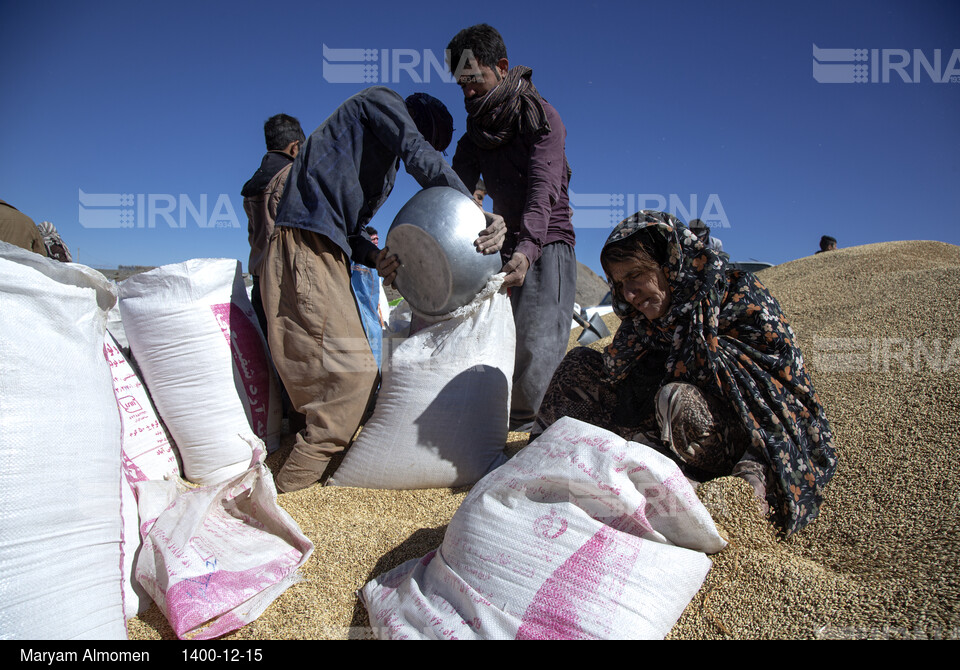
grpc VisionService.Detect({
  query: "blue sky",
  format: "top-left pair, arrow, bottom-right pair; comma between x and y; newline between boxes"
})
1,0 -> 958,277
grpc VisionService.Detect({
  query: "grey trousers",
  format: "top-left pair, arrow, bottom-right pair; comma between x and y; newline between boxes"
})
509,242 -> 577,429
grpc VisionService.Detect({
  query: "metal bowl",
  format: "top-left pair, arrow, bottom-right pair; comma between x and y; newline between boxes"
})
386,187 -> 502,316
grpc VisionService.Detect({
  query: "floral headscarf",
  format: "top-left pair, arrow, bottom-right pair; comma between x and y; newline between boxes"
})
601,211 -> 837,535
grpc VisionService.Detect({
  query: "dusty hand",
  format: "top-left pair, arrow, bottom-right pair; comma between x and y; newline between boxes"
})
500,251 -> 530,288
375,247 -> 400,288
474,211 -> 506,255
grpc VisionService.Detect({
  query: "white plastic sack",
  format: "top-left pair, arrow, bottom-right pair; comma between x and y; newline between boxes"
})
106,302 -> 131,357
103,332 -> 182,619
378,277 -> 390,327
104,333 -> 182,482
361,417 -> 728,640
0,242 -> 126,640
328,274 -> 514,489
118,258 -> 282,486
134,446 -> 314,640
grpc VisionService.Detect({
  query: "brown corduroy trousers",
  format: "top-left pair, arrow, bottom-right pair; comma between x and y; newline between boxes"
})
260,226 -> 379,492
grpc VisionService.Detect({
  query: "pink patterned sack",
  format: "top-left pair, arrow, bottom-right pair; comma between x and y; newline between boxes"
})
361,417 -> 727,640
103,332 -> 182,620
135,446 -> 313,640
118,258 -> 282,486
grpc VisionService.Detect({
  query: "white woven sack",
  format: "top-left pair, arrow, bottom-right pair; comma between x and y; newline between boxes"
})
378,277 -> 390,327
103,332 -> 182,619
361,416 -> 728,640
328,274 -> 514,489
106,302 -> 131,357
118,258 -> 281,486
0,242 -> 126,640
134,446 -> 314,640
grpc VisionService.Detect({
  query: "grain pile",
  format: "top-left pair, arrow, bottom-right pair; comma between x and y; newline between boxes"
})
127,240 -> 960,640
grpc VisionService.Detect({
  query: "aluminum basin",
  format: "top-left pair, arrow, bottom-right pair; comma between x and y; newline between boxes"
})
386,187 -> 502,316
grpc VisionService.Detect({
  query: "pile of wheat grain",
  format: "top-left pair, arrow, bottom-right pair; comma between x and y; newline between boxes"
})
127,240 -> 960,640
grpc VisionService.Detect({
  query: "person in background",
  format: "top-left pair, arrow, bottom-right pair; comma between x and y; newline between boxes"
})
688,218 -> 723,254
446,23 -> 577,432
361,224 -> 391,345
242,113 -> 305,338
36,221 -> 72,262
0,199 -> 47,256
351,224 -> 383,375
472,179 -> 487,207
817,235 -> 837,254
262,86 -> 505,493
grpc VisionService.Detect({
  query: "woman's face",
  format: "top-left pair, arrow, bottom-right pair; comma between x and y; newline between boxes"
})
607,259 -> 672,320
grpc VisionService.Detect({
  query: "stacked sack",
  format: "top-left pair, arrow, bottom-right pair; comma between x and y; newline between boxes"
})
0,248 -> 311,640
117,258 -> 283,484
103,332 -> 182,620
116,258 -> 311,639
0,242 -> 127,639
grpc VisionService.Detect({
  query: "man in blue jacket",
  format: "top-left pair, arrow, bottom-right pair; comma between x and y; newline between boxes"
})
261,87 -> 504,493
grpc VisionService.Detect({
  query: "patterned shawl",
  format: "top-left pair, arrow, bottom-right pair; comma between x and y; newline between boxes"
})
601,210 -> 837,535
464,65 -> 551,150
36,220 -> 72,262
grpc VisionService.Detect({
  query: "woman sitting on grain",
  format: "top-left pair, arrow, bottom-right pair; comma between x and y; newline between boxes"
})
533,210 -> 837,536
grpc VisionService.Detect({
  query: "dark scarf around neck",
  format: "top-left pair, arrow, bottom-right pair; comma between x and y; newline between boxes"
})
464,65 -> 551,150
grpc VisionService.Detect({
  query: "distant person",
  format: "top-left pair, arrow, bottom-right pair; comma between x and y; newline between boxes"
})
446,23 -> 577,431
361,225 -> 391,335
817,235 -> 837,254
473,179 -> 487,207
0,199 -> 47,256
688,219 -> 724,254
242,113 -> 305,337
352,225 -> 383,375
261,86 -> 505,493
36,220 -> 72,262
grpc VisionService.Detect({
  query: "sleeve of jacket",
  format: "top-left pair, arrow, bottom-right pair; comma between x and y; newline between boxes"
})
266,163 -> 293,237
516,108 -> 567,266
361,87 -> 471,198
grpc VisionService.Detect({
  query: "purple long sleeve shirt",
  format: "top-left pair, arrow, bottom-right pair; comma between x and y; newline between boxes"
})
452,100 -> 575,266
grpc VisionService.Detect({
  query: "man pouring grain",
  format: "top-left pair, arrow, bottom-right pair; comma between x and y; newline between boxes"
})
261,86 -> 505,493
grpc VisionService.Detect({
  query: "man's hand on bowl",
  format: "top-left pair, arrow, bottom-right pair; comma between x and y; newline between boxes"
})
475,211 -> 506,255
375,247 -> 400,288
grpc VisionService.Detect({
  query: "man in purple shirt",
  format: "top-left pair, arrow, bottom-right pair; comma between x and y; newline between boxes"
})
447,24 -> 577,431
